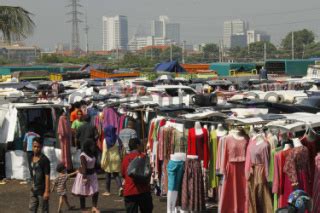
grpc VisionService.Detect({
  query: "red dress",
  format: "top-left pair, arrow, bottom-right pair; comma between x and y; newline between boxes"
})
187,128 -> 209,169
284,146 -> 311,196
220,135 -> 248,213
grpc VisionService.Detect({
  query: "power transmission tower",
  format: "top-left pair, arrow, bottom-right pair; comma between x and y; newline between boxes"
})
66,0 -> 83,55
84,12 -> 89,54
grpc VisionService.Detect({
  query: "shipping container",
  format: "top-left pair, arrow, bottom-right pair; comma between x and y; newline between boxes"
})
210,63 -> 256,76
265,59 -> 315,77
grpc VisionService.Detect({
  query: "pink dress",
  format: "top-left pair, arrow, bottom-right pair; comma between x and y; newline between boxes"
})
219,135 -> 248,213
312,154 -> 320,213
283,146 -> 311,196
57,115 -> 73,170
72,153 -> 99,196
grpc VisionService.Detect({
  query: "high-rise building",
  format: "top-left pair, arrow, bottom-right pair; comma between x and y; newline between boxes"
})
223,19 -> 248,48
247,30 -> 271,45
102,15 -> 128,51
151,16 -> 180,44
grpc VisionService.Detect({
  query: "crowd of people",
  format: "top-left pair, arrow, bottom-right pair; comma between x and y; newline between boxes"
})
25,101 -> 153,213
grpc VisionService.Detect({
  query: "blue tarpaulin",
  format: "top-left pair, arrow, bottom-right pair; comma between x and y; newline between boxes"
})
154,61 -> 186,73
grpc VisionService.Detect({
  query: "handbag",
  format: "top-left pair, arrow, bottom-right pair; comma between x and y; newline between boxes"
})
127,154 -> 151,183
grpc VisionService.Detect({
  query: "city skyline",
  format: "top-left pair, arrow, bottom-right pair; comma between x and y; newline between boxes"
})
1,0 -> 320,50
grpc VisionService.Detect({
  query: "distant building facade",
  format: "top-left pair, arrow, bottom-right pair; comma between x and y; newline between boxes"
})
0,44 -> 40,62
128,36 -> 172,51
247,30 -> 271,45
223,19 -> 248,48
151,16 -> 180,44
102,15 -> 128,51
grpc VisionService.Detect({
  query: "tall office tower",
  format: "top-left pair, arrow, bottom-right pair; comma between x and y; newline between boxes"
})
223,19 -> 248,48
102,15 -> 128,51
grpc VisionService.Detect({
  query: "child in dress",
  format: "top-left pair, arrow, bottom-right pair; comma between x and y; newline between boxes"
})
72,140 -> 100,213
52,163 -> 77,213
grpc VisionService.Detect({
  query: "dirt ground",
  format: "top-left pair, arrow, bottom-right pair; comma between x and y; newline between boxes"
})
0,175 -> 167,213
0,174 -> 217,213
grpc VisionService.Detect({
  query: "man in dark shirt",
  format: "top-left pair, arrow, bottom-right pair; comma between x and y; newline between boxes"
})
29,137 -> 50,213
76,115 -> 99,151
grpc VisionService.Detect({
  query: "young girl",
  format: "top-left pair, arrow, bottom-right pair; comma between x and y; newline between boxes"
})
72,140 -> 100,213
52,163 -> 77,213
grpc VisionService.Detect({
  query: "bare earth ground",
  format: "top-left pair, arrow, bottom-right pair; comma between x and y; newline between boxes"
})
0,174 -> 217,213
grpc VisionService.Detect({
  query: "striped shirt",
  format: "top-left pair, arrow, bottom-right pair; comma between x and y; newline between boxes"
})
53,174 -> 68,195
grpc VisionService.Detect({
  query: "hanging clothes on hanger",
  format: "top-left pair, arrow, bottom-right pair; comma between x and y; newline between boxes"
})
219,131 -> 248,213
187,126 -> 209,169
181,156 -> 205,212
245,134 -> 273,213
208,128 -> 219,189
283,145 -> 311,196
312,153 -> 320,213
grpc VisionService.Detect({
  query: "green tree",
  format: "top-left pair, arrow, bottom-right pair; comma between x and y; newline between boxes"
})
0,6 -> 35,43
202,43 -> 219,62
38,54 -> 63,63
281,29 -> 315,58
160,46 -> 182,62
228,46 -> 248,61
248,41 -> 277,60
304,42 -> 320,58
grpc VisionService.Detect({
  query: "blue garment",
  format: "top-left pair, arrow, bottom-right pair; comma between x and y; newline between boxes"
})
24,132 -> 39,151
104,125 -> 117,149
167,160 -> 185,191
260,68 -> 268,80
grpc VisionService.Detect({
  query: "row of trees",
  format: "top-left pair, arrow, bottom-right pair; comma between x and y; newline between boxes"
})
1,6 -> 320,66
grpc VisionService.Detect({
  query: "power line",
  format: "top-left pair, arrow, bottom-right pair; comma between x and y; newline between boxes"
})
66,0 -> 83,54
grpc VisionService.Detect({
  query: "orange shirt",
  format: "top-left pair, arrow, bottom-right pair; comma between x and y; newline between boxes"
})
70,109 -> 78,123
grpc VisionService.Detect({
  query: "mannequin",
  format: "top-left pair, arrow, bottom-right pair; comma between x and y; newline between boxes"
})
292,138 -> 303,147
283,143 -> 291,151
188,122 -> 209,168
195,121 -> 203,135
216,123 -> 227,137
167,153 -> 186,213
187,155 -> 198,159
230,129 -> 245,140
254,133 -> 265,146
211,125 -> 215,132
204,124 -> 208,130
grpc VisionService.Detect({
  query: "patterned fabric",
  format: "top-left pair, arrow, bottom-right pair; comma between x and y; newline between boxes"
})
312,154 -> 320,213
53,174 -> 68,196
181,159 -> 205,212
283,146 -> 310,186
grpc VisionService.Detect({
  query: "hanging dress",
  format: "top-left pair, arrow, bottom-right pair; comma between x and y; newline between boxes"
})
245,138 -> 273,213
220,135 -> 248,213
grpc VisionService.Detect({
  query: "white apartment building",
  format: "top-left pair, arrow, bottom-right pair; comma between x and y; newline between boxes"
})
247,30 -> 271,45
102,15 -> 128,51
223,19 -> 248,48
128,36 -> 172,51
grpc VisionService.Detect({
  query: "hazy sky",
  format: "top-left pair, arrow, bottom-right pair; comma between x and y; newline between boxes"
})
2,0 -> 320,50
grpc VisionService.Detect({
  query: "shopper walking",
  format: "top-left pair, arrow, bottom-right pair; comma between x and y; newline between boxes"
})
121,138 -> 153,213
28,137 -> 51,213
72,140 -> 100,213
101,125 -> 123,196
